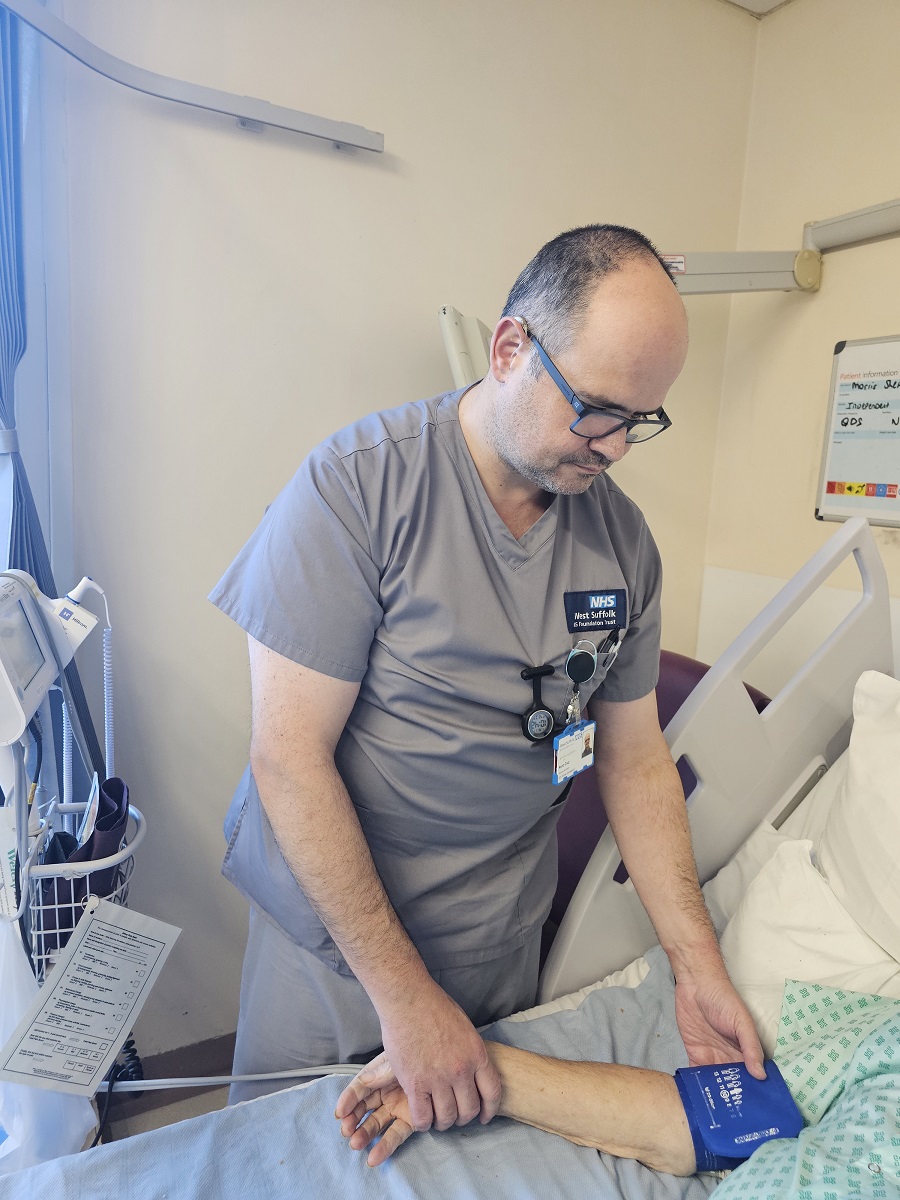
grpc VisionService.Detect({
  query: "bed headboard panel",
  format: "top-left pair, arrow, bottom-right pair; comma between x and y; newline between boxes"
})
539,518 -> 893,1002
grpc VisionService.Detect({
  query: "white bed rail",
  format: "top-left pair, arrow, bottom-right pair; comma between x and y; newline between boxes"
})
539,518 -> 893,1001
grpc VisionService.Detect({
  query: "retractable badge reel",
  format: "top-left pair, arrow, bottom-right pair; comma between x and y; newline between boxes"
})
552,639 -> 600,785
563,640 -> 598,725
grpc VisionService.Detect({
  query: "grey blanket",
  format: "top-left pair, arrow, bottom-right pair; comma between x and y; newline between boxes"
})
4,946 -> 718,1199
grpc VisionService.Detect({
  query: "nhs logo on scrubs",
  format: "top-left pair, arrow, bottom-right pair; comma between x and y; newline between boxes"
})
564,589 -> 627,633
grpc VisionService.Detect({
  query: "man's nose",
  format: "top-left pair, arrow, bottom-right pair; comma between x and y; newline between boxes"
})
587,425 -> 630,462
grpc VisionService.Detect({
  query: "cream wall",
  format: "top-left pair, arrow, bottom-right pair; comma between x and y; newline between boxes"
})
704,0 -> 900,663
45,0 -> 757,1053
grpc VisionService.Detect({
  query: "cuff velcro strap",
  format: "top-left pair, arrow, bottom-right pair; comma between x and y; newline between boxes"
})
674,1060 -> 803,1173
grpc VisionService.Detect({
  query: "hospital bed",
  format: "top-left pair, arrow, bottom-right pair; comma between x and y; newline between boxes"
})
5,516 -> 898,1200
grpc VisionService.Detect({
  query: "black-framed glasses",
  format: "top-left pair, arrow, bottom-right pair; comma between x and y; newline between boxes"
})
519,319 -> 672,444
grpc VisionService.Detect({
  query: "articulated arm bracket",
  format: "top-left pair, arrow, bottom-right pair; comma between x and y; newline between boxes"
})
664,197 -> 900,296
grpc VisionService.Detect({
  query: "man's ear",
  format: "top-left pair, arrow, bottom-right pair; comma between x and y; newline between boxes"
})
489,317 -> 530,383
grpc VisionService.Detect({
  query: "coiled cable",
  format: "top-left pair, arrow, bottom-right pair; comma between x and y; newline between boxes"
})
90,1035 -> 144,1146
103,625 -> 114,778
62,700 -> 73,808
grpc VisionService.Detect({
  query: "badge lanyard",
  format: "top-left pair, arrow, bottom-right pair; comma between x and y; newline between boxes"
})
561,640 -> 598,726
519,632 -> 627,784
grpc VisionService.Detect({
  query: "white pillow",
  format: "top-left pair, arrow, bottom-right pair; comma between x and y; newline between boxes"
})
701,820 -> 793,934
720,839 -> 900,1056
818,671 -> 900,963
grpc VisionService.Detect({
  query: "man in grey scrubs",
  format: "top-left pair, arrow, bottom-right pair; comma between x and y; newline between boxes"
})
210,224 -> 764,1126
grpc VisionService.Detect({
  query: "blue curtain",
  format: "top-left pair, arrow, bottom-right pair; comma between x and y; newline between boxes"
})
0,10 -> 103,777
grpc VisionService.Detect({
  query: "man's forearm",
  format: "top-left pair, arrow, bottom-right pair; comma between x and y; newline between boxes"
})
594,739 -> 764,1075
597,753 -> 720,974
485,1042 -> 695,1175
253,750 -> 431,1008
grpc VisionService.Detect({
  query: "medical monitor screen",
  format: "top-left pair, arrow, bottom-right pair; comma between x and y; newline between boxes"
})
0,600 -> 46,690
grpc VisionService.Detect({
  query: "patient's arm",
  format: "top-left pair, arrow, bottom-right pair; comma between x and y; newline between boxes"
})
486,1044 -> 694,1173
336,1044 -> 695,1174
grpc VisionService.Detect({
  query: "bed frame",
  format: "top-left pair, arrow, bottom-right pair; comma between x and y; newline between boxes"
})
539,517 -> 894,1002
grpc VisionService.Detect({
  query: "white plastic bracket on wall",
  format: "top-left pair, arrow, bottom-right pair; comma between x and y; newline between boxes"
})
665,196 -> 900,297
802,197 -> 900,252
664,249 -> 821,295
0,0 -> 385,153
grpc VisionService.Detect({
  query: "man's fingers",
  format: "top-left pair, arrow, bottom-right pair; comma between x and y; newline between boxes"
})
452,1079 -> 482,1127
687,1050 -> 715,1067
686,1026 -> 767,1081
430,1085 -> 459,1132
747,1056 -> 767,1082
406,1088 -> 435,1133
686,1034 -> 731,1068
737,1023 -> 767,1081
475,1060 -> 503,1124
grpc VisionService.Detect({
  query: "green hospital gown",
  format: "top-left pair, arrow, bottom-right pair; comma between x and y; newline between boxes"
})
715,983 -> 900,1199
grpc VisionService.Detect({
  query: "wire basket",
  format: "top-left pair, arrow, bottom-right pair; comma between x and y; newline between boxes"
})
23,802 -> 145,985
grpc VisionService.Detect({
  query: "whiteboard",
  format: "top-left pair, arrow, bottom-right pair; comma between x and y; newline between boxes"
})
816,335 -> 900,527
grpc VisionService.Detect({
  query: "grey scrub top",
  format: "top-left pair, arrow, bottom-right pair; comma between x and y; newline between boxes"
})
210,389 -> 663,974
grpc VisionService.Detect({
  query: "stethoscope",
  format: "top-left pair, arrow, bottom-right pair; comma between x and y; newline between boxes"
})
520,632 -> 623,742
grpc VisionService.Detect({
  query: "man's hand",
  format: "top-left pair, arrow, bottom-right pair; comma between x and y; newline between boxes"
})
336,1053 -> 414,1166
374,981 -> 502,1132
674,968 -> 765,1080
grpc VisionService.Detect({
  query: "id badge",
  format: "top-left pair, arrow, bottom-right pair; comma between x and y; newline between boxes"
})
552,720 -> 596,785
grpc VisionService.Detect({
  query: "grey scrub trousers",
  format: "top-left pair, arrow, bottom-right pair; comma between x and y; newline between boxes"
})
211,389 -> 663,1098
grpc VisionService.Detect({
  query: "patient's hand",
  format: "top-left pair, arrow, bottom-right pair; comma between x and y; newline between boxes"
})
336,1054 -> 415,1166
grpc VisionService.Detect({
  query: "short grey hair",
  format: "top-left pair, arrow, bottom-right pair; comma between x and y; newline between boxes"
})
501,224 -> 676,360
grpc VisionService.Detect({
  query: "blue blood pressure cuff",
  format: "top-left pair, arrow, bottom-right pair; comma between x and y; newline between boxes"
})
674,1061 -> 804,1173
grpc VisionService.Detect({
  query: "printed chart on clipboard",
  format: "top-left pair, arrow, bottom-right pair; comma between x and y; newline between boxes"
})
816,334 -> 900,528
